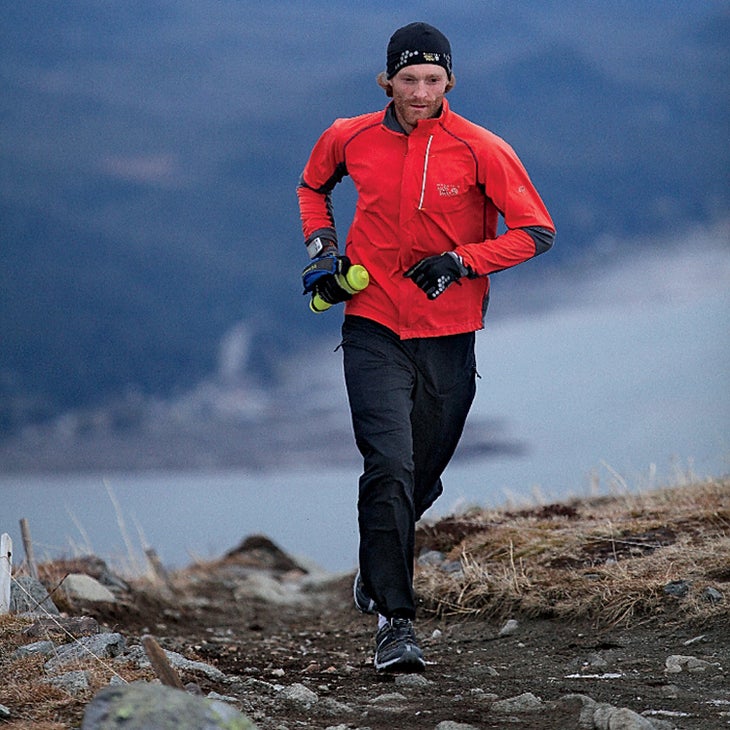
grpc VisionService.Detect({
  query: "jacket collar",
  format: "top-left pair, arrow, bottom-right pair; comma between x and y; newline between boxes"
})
382,98 -> 450,135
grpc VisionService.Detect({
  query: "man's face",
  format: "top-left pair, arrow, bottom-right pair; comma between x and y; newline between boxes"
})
390,64 -> 449,133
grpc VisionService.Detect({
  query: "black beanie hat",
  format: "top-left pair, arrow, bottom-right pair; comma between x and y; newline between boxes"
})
386,22 -> 452,79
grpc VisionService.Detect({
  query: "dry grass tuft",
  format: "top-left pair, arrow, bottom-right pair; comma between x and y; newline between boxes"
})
0,615 -> 153,728
415,477 -> 730,627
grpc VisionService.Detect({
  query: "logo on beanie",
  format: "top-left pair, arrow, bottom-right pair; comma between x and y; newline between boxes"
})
393,50 -> 451,75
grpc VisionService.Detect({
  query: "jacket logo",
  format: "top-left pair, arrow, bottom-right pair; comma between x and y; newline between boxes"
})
436,183 -> 460,197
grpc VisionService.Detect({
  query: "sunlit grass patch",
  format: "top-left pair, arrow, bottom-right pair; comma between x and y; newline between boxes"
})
415,477 -> 730,627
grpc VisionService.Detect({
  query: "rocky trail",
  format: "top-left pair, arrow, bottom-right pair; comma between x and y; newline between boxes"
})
2,528 -> 728,730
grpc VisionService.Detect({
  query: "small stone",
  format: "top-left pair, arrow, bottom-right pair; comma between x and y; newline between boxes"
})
498,619 -> 519,637
665,654 -> 719,674
0,703 -> 11,719
663,580 -> 690,597
417,549 -> 446,566
42,670 -> 90,695
659,684 -> 680,699
703,586 -> 723,602
206,691 -> 240,705
319,697 -> 354,716
441,560 -> 463,574
395,673 -> 430,687
280,683 -> 318,708
682,634 -> 707,646
491,691 -> 543,713
593,704 -> 655,729
13,640 -> 55,659
45,633 -> 126,673
431,628 -> 443,640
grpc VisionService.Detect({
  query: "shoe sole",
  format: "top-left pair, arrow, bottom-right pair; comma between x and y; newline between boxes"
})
374,647 -> 426,673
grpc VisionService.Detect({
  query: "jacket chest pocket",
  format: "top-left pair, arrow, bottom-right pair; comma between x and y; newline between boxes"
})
416,151 -> 475,213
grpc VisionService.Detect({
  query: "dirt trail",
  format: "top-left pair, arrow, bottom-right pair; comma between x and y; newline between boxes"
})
78,554 -> 728,730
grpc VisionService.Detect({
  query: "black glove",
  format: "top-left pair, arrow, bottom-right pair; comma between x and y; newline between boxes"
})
301,254 -> 353,305
404,252 -> 468,299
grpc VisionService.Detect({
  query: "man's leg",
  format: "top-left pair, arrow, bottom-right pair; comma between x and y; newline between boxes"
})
407,332 -> 477,520
341,317 -> 418,619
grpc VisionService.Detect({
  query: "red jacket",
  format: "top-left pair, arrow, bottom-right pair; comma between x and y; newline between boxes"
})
298,98 -> 554,338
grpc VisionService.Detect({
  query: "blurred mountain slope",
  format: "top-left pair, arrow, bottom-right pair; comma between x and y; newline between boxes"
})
1,2 -> 727,433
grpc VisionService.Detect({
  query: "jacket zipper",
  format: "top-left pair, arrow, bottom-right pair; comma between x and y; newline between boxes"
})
417,135 -> 434,210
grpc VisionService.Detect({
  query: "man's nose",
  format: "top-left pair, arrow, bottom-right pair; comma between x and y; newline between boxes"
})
413,81 -> 429,97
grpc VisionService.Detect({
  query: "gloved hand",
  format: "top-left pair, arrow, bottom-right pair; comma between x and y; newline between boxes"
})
301,254 -> 354,305
404,252 -> 469,299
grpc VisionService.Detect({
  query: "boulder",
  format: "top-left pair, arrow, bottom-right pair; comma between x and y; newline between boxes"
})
63,574 -> 116,603
81,682 -> 258,730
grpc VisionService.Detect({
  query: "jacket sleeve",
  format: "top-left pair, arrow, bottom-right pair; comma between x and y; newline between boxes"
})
455,135 -> 555,275
296,122 -> 349,250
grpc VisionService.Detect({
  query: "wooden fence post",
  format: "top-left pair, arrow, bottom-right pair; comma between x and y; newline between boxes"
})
20,518 -> 39,581
0,534 -> 12,615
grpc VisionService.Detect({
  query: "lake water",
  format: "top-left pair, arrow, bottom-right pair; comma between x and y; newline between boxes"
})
1,243 -> 728,573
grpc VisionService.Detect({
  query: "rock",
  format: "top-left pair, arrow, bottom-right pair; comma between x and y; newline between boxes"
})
593,703 -> 655,729
236,677 -> 281,696
44,555 -> 130,593
80,681 -> 257,729
436,722 -> 481,730
13,640 -> 55,659
206,691 -> 240,705
417,549 -> 446,566
9,575 -> 59,615
43,669 -> 91,695
45,633 -> 126,673
665,654 -> 718,674
556,693 -> 597,728
224,534 -> 307,573
498,619 -> 519,637
703,586 -> 723,602
233,573 -> 305,606
491,691 -> 543,713
121,644 -> 226,682
395,673 -> 430,688
319,697 -> 355,716
663,580 -> 690,597
441,560 -> 463,575
682,634 -> 707,646
659,684 -> 680,699
62,573 -> 116,603
279,683 -> 318,709
0,703 -> 11,719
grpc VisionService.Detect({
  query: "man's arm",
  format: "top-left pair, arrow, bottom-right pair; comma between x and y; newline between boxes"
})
297,125 -> 349,258
455,137 -> 555,275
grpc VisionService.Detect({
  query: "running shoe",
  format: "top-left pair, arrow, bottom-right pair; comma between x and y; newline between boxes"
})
374,617 -> 426,672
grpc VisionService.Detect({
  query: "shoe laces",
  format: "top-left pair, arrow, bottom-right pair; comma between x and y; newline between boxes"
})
383,617 -> 415,641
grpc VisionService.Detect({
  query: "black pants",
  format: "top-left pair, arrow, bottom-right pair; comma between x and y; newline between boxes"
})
341,315 -> 477,619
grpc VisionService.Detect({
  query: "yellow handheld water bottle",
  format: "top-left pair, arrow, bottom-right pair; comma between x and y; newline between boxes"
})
310,264 -> 370,313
